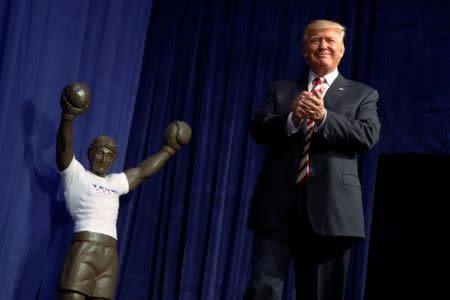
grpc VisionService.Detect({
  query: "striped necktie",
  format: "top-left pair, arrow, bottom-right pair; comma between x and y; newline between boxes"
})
296,77 -> 324,185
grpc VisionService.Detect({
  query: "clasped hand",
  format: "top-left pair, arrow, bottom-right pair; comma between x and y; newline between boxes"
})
291,90 -> 325,126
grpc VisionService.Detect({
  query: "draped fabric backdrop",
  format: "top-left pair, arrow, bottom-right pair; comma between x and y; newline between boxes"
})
0,0 -> 448,300
0,0 -> 153,299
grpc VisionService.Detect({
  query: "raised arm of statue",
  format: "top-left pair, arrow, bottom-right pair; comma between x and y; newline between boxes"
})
55,83 -> 91,171
124,120 -> 191,191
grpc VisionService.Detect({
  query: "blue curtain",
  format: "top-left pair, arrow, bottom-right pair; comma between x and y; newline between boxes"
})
0,0 -> 153,299
0,0 -> 448,299
369,0 -> 450,154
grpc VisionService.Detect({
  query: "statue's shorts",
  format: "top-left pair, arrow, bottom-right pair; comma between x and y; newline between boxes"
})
59,231 -> 118,299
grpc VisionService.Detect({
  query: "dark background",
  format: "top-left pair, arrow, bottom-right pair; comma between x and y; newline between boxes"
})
366,155 -> 450,300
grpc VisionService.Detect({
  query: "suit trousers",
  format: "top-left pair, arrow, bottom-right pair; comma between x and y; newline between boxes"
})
244,188 -> 354,300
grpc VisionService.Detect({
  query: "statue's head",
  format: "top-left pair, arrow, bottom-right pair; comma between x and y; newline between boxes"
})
87,136 -> 118,177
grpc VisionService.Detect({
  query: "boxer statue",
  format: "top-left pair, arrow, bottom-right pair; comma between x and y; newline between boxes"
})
56,82 -> 191,300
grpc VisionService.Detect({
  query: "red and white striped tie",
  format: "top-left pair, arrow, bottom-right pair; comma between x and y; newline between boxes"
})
296,77 -> 324,185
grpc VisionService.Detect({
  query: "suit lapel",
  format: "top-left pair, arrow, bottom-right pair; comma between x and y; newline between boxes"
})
324,74 -> 349,110
292,75 -> 309,101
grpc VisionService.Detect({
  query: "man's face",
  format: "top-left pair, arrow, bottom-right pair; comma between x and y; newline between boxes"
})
88,146 -> 116,177
303,28 -> 345,76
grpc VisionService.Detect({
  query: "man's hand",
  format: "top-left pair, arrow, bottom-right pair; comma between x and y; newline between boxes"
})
60,82 -> 91,120
291,92 -> 310,127
297,90 -> 326,124
163,121 -> 192,155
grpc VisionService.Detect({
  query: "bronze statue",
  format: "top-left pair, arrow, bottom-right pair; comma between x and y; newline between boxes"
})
56,82 -> 191,300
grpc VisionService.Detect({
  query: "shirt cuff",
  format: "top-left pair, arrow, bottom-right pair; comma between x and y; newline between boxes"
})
286,112 -> 302,136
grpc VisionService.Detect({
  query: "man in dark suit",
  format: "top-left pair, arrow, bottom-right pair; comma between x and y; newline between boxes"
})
244,19 -> 380,300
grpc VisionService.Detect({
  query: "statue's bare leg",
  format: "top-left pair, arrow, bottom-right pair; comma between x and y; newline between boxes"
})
59,290 -> 86,300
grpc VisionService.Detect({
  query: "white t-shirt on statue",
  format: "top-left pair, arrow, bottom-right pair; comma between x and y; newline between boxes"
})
61,156 -> 129,239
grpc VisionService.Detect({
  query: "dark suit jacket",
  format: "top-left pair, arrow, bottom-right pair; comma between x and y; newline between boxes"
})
248,74 -> 380,238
